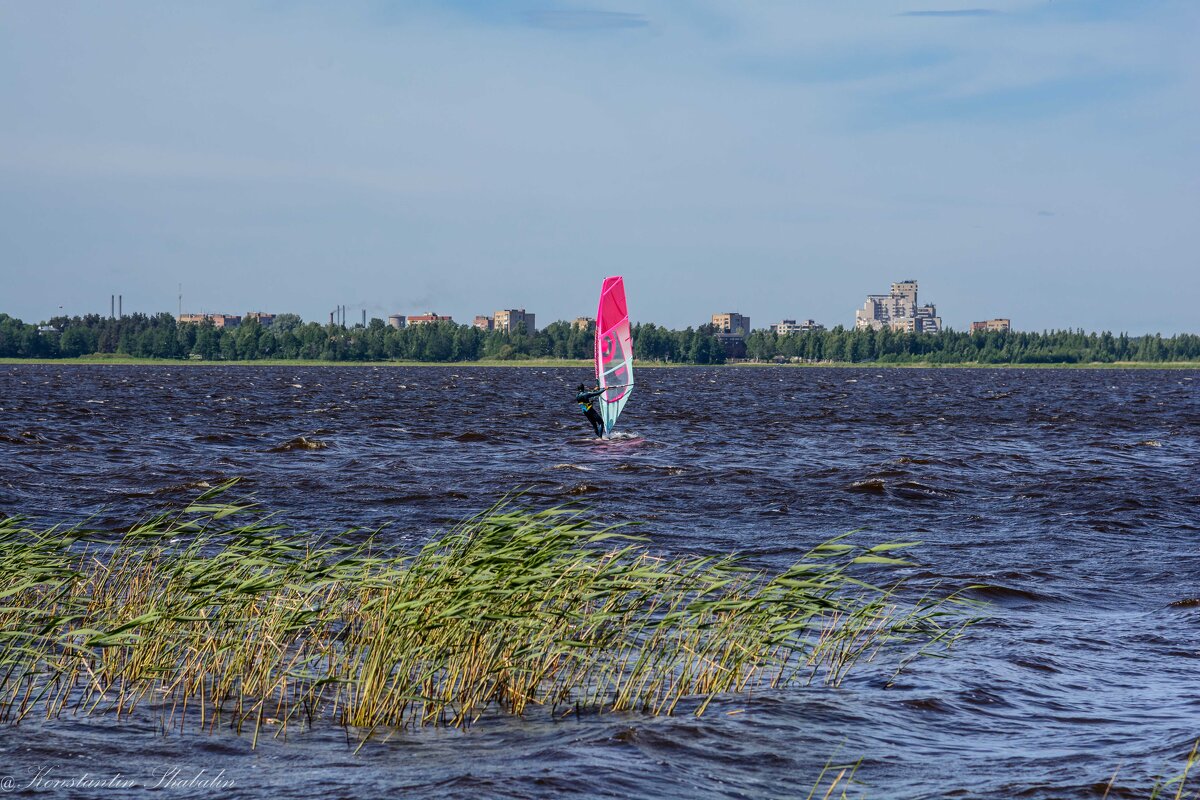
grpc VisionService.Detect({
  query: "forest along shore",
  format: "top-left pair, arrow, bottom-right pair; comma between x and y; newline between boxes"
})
2,311 -> 1199,364
1,357 -> 1198,369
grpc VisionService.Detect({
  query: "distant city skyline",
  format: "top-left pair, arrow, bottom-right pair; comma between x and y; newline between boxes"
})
1,3 -> 1197,334
0,274 -> 1179,335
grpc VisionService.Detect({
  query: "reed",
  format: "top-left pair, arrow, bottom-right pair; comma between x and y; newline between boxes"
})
1148,740 -> 1200,800
0,485 -> 973,742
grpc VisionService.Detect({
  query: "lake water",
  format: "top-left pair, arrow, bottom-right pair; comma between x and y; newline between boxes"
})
1,364 -> 1197,799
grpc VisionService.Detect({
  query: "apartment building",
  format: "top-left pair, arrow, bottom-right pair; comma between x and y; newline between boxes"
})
407,312 -> 453,326
970,318 -> 1011,334
712,313 -> 750,338
493,309 -> 536,334
855,280 -> 941,334
769,319 -> 825,335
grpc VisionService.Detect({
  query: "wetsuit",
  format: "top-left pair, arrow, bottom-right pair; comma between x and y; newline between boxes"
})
575,387 -> 607,437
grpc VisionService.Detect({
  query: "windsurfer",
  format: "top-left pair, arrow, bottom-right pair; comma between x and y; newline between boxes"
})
575,384 -> 606,437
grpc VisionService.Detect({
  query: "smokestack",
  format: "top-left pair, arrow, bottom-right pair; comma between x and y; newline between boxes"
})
329,310 -> 334,326
362,309 -> 366,327
118,295 -> 122,318
110,295 -> 114,319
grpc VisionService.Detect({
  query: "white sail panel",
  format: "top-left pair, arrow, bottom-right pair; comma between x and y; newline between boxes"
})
595,276 -> 633,436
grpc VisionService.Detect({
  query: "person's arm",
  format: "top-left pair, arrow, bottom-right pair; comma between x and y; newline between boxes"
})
585,388 -> 607,400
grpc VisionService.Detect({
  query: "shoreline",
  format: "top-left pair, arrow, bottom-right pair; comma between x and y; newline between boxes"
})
2,357 -> 1198,369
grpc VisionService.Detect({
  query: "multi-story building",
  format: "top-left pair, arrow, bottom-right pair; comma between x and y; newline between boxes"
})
769,319 -> 825,335
493,309 -> 536,334
407,312 -> 453,326
712,313 -> 750,338
177,313 -> 241,328
913,304 -> 942,334
711,312 -> 750,359
473,315 -> 494,331
388,315 -> 407,329
855,280 -> 941,334
573,317 -> 594,331
970,318 -> 1011,334
244,312 -> 274,327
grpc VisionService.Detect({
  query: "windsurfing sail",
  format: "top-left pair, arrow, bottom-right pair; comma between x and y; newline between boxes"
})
595,276 -> 633,436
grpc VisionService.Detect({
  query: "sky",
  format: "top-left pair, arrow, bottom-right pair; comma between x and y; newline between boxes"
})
0,1 -> 1197,333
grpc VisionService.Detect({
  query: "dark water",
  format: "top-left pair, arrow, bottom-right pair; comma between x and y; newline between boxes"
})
1,364 -> 1197,799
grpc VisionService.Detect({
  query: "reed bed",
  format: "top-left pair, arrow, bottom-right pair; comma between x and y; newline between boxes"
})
0,485 -> 971,742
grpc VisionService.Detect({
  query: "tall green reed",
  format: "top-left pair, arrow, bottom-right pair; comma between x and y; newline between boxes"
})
0,484 -> 974,743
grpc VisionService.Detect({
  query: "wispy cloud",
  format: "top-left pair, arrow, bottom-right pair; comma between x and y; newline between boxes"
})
523,9 -> 648,31
1,2 -> 1195,331
735,47 -> 954,85
858,73 -> 1156,128
900,9 -> 999,17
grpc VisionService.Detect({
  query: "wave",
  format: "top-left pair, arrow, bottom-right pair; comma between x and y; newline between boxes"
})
268,436 -> 329,452
969,584 -> 1055,605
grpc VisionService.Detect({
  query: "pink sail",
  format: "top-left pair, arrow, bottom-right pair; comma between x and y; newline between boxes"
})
594,276 -> 634,435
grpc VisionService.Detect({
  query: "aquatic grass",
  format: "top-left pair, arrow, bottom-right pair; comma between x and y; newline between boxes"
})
1103,740 -> 1200,800
805,754 -> 866,800
1148,740 -> 1200,800
0,486 -> 974,742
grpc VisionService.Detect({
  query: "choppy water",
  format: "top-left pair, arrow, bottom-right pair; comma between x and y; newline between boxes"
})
1,364 -> 1197,799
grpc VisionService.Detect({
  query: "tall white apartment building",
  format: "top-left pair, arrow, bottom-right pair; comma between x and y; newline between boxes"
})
855,280 -> 942,334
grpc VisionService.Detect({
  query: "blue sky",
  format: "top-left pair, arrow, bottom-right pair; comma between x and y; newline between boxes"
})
1,1 -> 1196,332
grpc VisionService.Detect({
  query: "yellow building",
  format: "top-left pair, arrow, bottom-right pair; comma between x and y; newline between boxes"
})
970,319 -> 1011,333
711,313 -> 750,338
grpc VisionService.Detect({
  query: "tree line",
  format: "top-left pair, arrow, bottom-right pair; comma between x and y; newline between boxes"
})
742,326 -> 1200,364
0,312 -> 1197,364
0,313 -> 724,364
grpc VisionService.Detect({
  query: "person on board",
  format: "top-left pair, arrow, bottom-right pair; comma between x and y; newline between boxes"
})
575,383 -> 607,437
